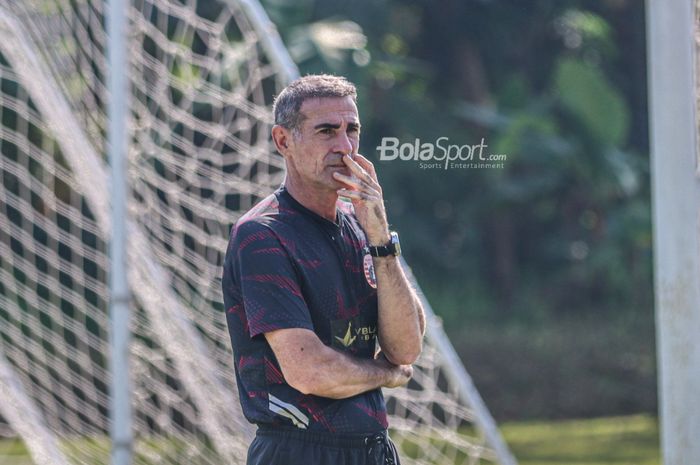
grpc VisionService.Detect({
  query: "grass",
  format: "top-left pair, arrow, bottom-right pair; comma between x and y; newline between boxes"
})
0,437 -> 32,465
1,415 -> 660,465
502,414 -> 660,465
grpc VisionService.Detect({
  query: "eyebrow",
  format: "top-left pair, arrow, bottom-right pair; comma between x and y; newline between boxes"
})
313,122 -> 361,131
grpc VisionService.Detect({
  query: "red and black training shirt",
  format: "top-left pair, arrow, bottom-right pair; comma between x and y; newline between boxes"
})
222,186 -> 387,433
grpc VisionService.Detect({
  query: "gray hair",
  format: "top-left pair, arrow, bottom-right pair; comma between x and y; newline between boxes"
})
273,74 -> 357,134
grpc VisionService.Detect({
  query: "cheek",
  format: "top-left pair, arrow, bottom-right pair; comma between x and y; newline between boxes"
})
311,145 -> 332,167
295,144 -> 325,174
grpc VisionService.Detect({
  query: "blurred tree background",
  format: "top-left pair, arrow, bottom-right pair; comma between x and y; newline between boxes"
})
261,0 -> 653,421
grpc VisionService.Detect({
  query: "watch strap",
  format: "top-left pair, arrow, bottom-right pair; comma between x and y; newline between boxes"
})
364,243 -> 395,257
364,231 -> 401,257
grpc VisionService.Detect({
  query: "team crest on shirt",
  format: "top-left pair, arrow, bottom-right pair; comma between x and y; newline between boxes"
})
363,254 -> 377,288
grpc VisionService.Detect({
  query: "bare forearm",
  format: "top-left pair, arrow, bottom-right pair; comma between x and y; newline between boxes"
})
266,328 -> 411,400
296,346 -> 404,399
374,256 -> 426,365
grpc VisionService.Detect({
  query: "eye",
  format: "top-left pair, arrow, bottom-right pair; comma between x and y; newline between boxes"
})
319,128 -> 334,135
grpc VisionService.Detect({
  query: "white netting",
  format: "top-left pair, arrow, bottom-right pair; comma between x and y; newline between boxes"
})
0,1 -> 506,464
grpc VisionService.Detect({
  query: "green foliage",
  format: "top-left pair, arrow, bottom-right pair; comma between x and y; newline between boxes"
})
452,316 -> 656,421
554,58 -> 630,146
262,0 -> 652,419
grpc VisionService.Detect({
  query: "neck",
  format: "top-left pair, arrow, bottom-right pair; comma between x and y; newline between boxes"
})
283,176 -> 338,222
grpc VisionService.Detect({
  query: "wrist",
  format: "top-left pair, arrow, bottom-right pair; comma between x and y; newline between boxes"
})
377,361 -> 399,386
365,231 -> 401,257
366,227 -> 390,246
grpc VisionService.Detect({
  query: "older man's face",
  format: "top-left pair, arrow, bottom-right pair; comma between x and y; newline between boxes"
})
286,96 -> 360,192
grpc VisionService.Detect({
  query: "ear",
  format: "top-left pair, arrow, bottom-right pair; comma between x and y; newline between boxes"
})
272,125 -> 293,156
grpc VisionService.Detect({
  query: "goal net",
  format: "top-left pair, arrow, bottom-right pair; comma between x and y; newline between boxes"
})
0,1 -> 514,464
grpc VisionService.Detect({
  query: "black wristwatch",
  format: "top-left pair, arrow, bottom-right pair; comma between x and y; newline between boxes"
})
364,231 -> 401,257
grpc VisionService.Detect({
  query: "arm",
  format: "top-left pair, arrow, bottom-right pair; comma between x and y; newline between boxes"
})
265,327 -> 413,399
373,255 -> 426,365
334,154 -> 426,366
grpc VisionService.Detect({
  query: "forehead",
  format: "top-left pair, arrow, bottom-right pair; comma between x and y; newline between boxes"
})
298,96 -> 359,125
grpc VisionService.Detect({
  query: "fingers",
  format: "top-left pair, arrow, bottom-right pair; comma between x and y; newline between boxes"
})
342,154 -> 378,186
335,154 -> 388,241
336,154 -> 383,202
336,187 -> 380,202
333,171 -> 380,195
390,364 -> 413,388
352,154 -> 378,180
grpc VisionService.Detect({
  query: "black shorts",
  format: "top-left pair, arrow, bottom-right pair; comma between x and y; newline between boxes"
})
247,426 -> 402,465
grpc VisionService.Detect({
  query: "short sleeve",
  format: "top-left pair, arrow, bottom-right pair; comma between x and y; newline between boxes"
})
230,220 -> 313,337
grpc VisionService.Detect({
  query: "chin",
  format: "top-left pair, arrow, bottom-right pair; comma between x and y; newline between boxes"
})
309,176 -> 340,193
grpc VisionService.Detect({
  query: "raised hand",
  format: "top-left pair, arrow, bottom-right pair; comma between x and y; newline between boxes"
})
333,154 -> 390,245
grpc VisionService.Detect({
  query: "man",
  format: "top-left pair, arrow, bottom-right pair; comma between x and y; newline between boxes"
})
222,74 -> 425,465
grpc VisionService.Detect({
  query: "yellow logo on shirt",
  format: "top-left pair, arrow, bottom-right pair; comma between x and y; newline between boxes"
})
335,322 -> 357,347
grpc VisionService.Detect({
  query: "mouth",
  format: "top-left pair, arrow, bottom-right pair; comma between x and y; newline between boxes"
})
328,166 -> 351,181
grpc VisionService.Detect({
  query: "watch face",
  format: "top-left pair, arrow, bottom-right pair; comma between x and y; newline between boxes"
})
390,231 -> 401,256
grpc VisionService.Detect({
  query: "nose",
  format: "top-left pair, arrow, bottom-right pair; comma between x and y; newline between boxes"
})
334,131 -> 354,156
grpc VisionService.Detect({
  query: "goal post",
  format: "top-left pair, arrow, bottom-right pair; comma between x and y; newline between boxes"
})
0,1 -> 517,464
106,0 -> 133,462
647,0 -> 700,463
